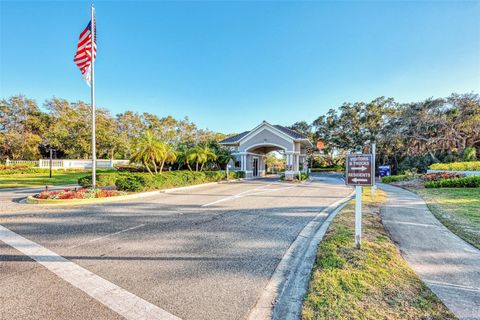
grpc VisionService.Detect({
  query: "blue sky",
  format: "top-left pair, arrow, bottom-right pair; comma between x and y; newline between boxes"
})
1,0 -> 479,133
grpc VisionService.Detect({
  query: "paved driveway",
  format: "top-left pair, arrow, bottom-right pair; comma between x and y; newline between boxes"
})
0,174 -> 351,320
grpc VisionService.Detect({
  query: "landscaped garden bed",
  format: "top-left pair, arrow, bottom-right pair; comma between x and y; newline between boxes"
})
34,188 -> 126,200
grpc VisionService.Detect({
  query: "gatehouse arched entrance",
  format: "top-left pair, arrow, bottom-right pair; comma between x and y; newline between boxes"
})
220,121 -> 313,179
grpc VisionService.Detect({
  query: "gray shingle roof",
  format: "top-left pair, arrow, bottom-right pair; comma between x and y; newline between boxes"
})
273,125 -> 308,139
219,124 -> 308,145
219,131 -> 250,144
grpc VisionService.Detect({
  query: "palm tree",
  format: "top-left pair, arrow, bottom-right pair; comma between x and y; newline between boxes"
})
158,143 -> 177,173
186,145 -> 217,171
130,130 -> 163,174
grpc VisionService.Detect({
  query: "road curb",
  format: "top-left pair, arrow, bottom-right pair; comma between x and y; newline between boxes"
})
247,190 -> 355,320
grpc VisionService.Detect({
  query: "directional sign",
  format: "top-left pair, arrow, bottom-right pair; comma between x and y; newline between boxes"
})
346,154 -> 373,186
379,165 -> 391,177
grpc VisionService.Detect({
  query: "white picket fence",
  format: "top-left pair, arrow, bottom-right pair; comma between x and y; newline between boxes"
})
5,159 -> 129,169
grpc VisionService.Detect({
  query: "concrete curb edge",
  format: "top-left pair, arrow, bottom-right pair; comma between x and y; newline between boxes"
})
247,189 -> 355,320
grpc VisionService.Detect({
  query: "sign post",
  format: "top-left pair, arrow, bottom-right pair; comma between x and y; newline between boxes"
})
346,153 -> 374,248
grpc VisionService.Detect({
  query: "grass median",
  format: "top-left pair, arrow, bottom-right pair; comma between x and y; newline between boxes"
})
413,188 -> 480,250
0,170 -> 106,189
302,188 -> 455,320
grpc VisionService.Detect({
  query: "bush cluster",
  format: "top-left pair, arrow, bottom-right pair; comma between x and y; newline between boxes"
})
296,172 -> 310,181
78,173 -> 119,188
422,172 -> 465,182
380,175 -> 410,183
78,170 -> 244,192
424,176 -> 480,188
430,161 -> 480,171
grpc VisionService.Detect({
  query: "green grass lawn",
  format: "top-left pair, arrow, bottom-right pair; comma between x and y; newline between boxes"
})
413,188 -> 480,250
0,171 -> 93,188
302,188 -> 455,320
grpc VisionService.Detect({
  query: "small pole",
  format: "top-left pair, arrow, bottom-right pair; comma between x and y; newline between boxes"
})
355,185 -> 362,249
49,148 -> 53,178
372,143 -> 377,201
355,147 -> 362,249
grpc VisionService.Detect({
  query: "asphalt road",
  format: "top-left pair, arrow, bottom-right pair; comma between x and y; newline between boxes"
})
0,174 -> 352,320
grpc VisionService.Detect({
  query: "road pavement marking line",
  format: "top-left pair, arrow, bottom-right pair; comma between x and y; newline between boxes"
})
68,224 -> 147,249
201,184 -> 297,207
425,279 -> 480,293
0,224 -> 182,320
201,184 -> 273,207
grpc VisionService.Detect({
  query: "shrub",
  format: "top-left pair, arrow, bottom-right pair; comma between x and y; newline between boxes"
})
463,147 -> 477,161
115,164 -> 147,172
78,173 -> 119,188
425,176 -> 480,188
430,161 -> 480,171
381,175 -> 409,183
296,172 -> 309,181
115,174 -> 152,192
422,172 -> 465,182
114,170 -> 242,192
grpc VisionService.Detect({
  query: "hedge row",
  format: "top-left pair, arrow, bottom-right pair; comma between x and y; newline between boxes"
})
380,175 -> 410,183
78,170 -> 245,191
430,161 -> 480,171
424,176 -> 480,188
310,166 -> 343,172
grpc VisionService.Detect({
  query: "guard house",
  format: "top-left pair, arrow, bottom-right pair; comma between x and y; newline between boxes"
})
220,121 -> 313,179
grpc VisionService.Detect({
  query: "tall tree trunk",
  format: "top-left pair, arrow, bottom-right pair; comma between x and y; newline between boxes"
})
196,161 -> 199,171
152,160 -> 158,174
200,162 -> 205,171
187,161 -> 192,171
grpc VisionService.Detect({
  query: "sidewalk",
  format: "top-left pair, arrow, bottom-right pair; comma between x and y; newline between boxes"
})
379,183 -> 480,320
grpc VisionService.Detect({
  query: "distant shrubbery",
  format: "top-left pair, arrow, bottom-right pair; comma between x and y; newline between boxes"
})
78,170 -> 245,192
296,172 -> 310,181
425,176 -> 480,188
430,161 -> 480,171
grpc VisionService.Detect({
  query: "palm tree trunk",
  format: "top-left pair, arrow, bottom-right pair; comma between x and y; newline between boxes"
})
152,161 -> 158,174
144,161 -> 153,175
200,162 -> 205,171
160,160 -> 165,173
196,161 -> 199,171
187,161 -> 192,171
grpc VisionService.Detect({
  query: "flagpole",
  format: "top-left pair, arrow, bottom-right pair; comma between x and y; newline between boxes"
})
90,3 -> 96,189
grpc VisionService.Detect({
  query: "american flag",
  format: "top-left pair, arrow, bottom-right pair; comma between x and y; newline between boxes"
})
74,19 -> 96,85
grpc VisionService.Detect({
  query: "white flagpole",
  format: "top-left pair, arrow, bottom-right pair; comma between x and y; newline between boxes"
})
90,3 -> 96,189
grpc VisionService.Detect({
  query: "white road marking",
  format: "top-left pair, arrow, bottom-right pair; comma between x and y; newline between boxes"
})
201,184 -> 297,207
425,279 -> 480,293
0,225 -> 181,320
68,224 -> 146,249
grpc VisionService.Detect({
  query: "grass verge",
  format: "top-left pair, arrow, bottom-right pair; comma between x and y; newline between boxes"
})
412,188 -> 480,250
302,188 -> 455,320
0,171 -> 96,188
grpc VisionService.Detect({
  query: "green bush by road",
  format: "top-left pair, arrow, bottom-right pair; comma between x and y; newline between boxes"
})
380,174 -> 410,183
425,176 -> 480,188
302,188 -> 454,320
78,170 -> 245,192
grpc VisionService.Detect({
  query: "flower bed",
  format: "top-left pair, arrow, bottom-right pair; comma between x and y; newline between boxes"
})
422,172 -> 465,182
34,188 -> 126,200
